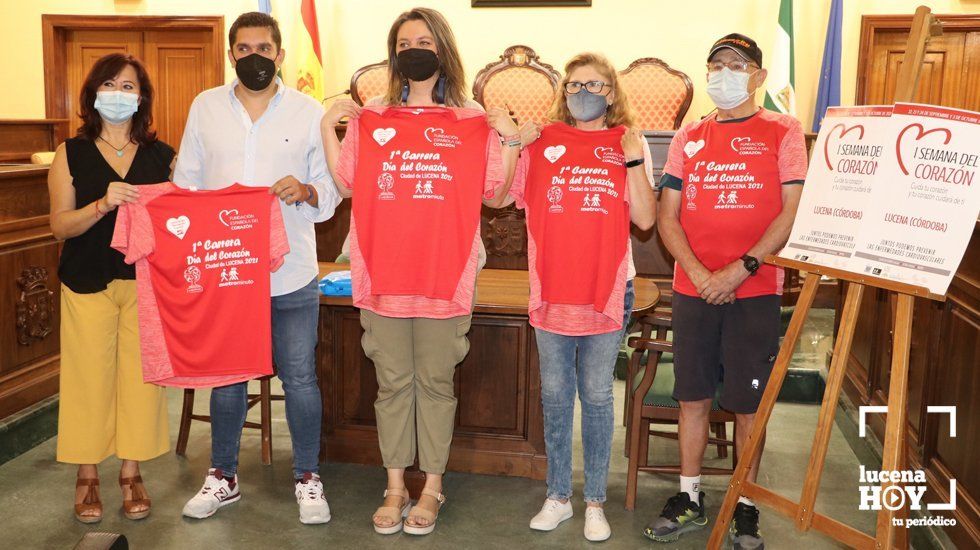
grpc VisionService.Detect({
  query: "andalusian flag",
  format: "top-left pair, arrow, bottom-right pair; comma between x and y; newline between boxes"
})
765,0 -> 796,116
294,0 -> 324,100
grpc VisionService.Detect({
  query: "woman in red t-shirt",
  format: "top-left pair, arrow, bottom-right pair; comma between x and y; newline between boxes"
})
507,53 -> 656,542
320,7 -> 520,536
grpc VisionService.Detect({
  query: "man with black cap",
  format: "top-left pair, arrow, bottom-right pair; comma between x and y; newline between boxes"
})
643,34 -> 807,549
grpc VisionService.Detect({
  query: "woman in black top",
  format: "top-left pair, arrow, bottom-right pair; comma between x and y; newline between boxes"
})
48,53 -> 174,523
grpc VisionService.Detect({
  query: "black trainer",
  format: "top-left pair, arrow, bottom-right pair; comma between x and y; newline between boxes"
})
643,491 -> 708,542
729,502 -> 764,549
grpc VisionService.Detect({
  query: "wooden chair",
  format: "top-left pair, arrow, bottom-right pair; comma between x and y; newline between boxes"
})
623,322 -> 737,511
350,61 -> 388,106
472,45 -> 561,126
618,58 -> 693,131
175,373 -> 284,465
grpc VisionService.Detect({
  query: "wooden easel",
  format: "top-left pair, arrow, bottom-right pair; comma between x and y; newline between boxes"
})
706,6 -> 944,550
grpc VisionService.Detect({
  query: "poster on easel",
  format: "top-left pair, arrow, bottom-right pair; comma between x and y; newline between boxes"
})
783,105 -> 894,270
781,102 -> 980,296
851,103 -> 980,296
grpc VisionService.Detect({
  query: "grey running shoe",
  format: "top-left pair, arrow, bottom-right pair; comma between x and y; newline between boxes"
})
729,502 -> 764,549
643,491 -> 708,542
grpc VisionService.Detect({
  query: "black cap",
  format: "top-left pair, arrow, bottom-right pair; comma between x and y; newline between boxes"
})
707,33 -> 763,67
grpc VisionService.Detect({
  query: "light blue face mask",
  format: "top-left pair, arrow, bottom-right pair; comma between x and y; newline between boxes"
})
94,91 -> 140,125
567,89 -> 609,122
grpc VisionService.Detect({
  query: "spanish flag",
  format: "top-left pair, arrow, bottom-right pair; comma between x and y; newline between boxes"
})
294,0 -> 324,100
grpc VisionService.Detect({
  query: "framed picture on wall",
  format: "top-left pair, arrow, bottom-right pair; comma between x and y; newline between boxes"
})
472,0 -> 591,6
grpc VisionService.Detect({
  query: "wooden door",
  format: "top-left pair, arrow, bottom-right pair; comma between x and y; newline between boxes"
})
143,30 -> 216,147
44,16 -> 224,151
857,14 -> 980,110
65,30 -> 143,137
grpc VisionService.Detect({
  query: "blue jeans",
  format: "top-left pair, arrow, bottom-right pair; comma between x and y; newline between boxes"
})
210,277 -> 322,479
534,280 -> 634,503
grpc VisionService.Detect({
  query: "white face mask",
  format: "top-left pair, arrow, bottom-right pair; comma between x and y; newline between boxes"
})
706,68 -> 751,110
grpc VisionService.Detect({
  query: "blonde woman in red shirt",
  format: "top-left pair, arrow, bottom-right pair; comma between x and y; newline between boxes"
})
504,52 -> 656,542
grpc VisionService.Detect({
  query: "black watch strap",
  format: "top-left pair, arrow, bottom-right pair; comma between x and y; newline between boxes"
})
741,254 -> 760,275
624,157 -> 644,168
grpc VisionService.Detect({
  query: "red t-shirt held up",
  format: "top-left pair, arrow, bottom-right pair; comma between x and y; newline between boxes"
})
111,183 -> 289,388
662,109 -> 808,298
510,123 -> 631,336
335,106 -> 504,319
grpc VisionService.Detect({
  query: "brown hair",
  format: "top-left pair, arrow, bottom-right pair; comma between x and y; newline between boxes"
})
383,7 -> 467,107
76,53 -> 157,146
229,11 -> 282,51
548,53 -> 635,128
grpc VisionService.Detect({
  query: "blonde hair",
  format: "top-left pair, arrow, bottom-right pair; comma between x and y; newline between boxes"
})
548,53 -> 634,128
383,7 -> 467,107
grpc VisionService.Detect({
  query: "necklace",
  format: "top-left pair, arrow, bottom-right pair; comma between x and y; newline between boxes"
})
97,135 -> 131,157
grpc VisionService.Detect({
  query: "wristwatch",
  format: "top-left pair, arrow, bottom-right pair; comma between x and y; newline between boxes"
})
741,254 -> 760,276
624,157 -> 645,168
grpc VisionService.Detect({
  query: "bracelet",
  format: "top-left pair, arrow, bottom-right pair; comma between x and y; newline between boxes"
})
304,183 -> 316,203
624,157 -> 645,168
93,199 -> 105,218
501,134 -> 521,147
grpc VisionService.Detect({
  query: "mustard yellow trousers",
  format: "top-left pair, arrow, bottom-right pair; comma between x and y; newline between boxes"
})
57,280 -> 169,464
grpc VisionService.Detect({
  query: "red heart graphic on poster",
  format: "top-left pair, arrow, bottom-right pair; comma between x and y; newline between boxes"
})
822,123 -> 865,171
895,123 -> 952,175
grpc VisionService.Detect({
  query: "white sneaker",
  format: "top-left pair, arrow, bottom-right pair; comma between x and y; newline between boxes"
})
529,498 -> 573,531
295,473 -> 331,525
584,506 -> 611,542
182,469 -> 241,519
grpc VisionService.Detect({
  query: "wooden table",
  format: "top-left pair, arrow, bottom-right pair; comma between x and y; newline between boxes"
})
316,262 -> 660,480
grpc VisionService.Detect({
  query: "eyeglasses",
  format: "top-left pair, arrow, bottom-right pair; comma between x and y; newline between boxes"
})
564,80 -> 612,95
706,60 -> 758,73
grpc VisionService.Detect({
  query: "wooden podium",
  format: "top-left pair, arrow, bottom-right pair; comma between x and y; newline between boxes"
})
706,6 -> 945,549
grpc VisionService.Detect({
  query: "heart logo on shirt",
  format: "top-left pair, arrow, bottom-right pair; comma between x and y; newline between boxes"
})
544,145 -> 566,163
372,127 -> 397,146
730,136 -> 751,152
218,209 -> 238,227
166,216 -> 190,240
594,146 -> 614,160
424,127 -> 445,143
683,139 -> 705,158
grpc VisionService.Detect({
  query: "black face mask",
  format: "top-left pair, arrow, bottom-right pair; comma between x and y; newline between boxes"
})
397,48 -> 440,81
235,53 -> 277,91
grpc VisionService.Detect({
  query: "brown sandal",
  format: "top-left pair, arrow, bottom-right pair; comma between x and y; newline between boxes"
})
119,475 -> 151,520
74,478 -> 102,524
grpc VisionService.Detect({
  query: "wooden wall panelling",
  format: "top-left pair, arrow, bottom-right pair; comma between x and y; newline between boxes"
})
0,120 -> 70,163
0,167 -> 61,420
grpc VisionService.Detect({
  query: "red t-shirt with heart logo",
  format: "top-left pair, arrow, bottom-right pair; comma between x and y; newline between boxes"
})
111,183 -> 289,388
335,106 -> 504,319
510,123 -> 631,335
661,109 -> 808,298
